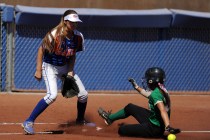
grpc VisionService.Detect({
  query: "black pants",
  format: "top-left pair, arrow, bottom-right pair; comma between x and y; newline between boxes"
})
118,103 -> 164,138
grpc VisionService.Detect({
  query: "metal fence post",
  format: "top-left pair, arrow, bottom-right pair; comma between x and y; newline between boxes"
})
0,10 -> 2,92
6,22 -> 14,92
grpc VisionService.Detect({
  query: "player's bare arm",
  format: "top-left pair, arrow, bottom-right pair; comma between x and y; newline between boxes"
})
34,46 -> 43,81
137,88 -> 151,98
128,78 -> 151,98
67,55 -> 76,76
156,102 -> 170,127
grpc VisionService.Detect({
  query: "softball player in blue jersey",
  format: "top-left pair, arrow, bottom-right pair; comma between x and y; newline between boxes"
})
98,67 -> 180,138
22,10 -> 88,135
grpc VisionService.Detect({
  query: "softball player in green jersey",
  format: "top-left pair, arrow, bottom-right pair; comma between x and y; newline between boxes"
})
98,67 -> 180,138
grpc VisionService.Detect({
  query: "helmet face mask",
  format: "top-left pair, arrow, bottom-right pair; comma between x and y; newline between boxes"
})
141,67 -> 166,90
141,77 -> 150,91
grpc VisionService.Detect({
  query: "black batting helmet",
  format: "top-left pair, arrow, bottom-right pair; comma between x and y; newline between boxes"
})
143,67 -> 166,90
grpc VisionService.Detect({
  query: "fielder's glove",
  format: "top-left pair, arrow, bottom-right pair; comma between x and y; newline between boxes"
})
165,125 -> 181,134
128,78 -> 139,89
61,75 -> 80,98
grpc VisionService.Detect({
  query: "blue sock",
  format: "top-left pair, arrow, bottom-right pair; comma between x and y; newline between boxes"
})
26,98 -> 49,122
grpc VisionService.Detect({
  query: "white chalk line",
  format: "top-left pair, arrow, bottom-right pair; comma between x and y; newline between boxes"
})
0,122 -> 66,125
0,132 -> 23,135
0,130 -> 210,135
0,122 -> 210,135
0,131 -> 53,135
0,122 -> 69,135
181,131 -> 210,133
0,122 -> 99,135
0,122 -> 97,127
0,122 -> 96,126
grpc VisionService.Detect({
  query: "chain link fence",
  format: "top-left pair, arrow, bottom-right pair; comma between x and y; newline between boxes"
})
1,6 -> 210,92
12,26 -> 210,91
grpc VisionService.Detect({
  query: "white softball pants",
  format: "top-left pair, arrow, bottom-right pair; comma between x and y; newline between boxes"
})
42,62 -> 88,105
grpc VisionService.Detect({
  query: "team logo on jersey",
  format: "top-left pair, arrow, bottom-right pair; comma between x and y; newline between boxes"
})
54,37 -> 77,57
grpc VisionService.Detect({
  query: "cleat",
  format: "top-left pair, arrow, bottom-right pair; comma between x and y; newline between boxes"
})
21,121 -> 34,135
76,119 -> 89,125
98,107 -> 112,125
76,119 -> 96,127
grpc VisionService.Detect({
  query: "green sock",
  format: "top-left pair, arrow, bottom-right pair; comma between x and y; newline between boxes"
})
109,109 -> 127,121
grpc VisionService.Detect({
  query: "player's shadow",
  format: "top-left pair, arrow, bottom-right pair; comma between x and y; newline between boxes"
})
58,121 -> 78,128
42,130 -> 64,134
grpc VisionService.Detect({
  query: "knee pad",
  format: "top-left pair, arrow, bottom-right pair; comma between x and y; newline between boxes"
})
44,93 -> 57,105
74,74 -> 88,103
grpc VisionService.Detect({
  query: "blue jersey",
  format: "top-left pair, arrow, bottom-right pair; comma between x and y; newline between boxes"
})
43,30 -> 84,66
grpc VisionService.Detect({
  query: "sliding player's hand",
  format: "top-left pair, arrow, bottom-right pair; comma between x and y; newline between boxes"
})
128,78 -> 139,89
165,125 -> 181,134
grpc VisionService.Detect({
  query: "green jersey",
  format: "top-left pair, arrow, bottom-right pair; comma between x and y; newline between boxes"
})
148,88 -> 170,127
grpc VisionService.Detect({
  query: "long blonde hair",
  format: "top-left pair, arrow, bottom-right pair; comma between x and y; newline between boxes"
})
41,10 -> 78,53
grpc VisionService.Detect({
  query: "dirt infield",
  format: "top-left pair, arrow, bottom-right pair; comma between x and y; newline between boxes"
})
0,92 -> 210,140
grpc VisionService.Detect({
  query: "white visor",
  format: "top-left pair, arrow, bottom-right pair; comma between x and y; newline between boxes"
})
64,14 -> 82,22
